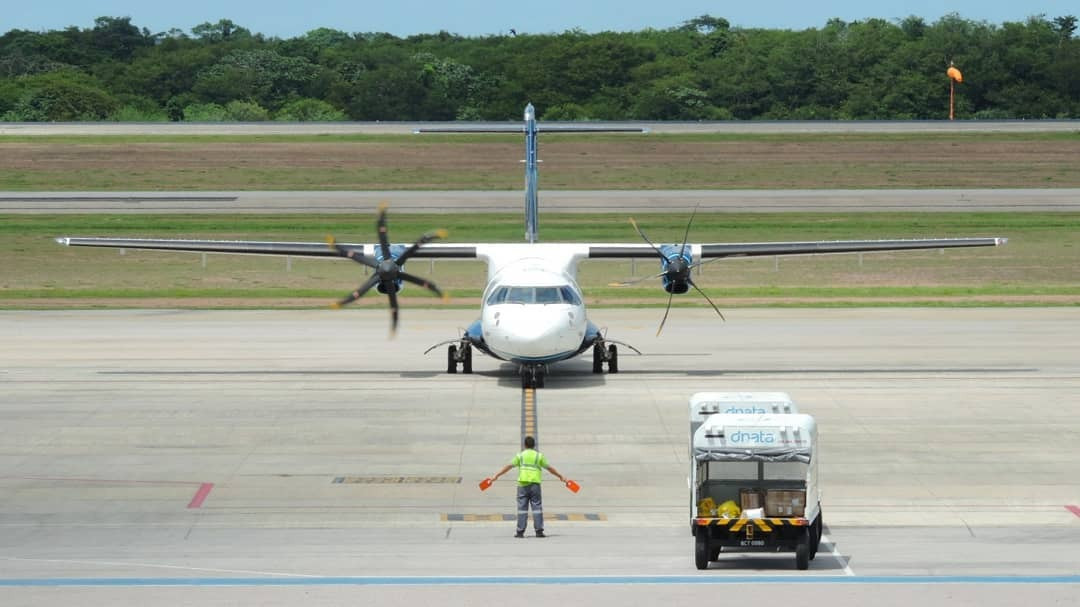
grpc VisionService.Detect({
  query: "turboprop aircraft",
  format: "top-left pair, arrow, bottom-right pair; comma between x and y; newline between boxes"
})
56,104 -> 1006,388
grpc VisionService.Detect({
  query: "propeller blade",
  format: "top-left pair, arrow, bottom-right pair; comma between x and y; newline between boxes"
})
688,278 -> 726,321
387,286 -> 399,336
400,271 -> 446,300
327,235 -> 378,269
678,206 -> 698,259
395,229 -> 448,265
334,274 -> 380,308
629,217 -> 669,263
656,290 -> 675,337
376,202 -> 392,260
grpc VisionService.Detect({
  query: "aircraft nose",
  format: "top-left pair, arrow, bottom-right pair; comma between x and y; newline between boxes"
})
486,308 -> 583,358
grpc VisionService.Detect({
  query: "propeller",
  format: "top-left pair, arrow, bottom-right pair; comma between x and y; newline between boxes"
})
326,204 -> 448,334
613,209 -> 725,335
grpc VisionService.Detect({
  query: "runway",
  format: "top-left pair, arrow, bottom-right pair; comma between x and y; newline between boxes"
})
4,188 -> 1080,213
1,308 -> 1078,605
3,119 -> 1078,135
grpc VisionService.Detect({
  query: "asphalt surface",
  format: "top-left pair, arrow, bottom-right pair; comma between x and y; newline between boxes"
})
2,308 -> 1078,606
4,188 -> 1079,213
2,119 -> 1079,135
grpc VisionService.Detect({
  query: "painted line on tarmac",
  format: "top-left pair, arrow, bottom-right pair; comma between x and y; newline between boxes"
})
2,575 -> 1080,587
820,533 -> 855,576
521,387 -> 537,444
186,483 -> 214,509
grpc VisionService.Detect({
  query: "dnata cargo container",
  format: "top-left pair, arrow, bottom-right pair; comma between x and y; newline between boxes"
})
691,413 -> 822,570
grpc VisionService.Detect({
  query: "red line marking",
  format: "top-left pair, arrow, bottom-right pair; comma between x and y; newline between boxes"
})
1066,505 -> 1080,518
187,483 -> 215,509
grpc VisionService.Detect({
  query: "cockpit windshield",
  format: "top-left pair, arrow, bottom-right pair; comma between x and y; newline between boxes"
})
486,285 -> 582,306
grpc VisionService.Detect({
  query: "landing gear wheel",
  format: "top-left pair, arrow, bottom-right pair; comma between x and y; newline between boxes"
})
462,344 -> 473,374
607,344 -> 619,373
521,365 -> 542,389
694,533 -> 710,570
810,513 -> 822,560
795,528 -> 810,570
447,345 -> 458,374
592,344 -> 604,374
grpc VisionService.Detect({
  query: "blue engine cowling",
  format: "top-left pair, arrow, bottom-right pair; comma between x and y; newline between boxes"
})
658,244 -> 692,294
375,244 -> 407,294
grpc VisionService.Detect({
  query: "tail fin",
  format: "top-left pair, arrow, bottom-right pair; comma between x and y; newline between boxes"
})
524,103 -> 539,243
416,105 -> 646,243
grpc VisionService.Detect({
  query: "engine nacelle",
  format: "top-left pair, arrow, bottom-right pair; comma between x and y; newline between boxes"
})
375,243 -> 406,294
658,244 -> 693,294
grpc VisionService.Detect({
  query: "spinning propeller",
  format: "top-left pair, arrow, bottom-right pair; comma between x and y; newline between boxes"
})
326,204 -> 448,334
611,208 -> 725,336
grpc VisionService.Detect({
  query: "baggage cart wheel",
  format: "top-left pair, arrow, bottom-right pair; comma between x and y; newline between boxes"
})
694,534 -> 710,570
795,529 -> 810,570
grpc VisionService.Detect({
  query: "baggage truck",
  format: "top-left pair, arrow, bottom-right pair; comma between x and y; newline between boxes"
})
691,413 -> 822,570
688,393 -> 797,534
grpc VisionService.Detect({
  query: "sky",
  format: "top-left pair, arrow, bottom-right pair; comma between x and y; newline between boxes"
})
5,1 -> 1077,38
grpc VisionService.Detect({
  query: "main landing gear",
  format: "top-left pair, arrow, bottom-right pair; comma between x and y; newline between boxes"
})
592,342 -> 618,374
447,342 -> 472,374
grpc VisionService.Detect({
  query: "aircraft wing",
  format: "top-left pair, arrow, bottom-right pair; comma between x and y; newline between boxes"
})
56,236 -> 1005,260
55,237 -> 478,259
587,237 -> 1006,259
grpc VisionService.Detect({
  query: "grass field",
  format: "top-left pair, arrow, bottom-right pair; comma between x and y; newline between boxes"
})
4,212 -> 1078,308
4,130 -> 1077,308
2,132 -> 1079,190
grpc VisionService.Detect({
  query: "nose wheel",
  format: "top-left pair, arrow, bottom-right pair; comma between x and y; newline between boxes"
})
592,343 -> 618,374
520,364 -> 545,389
447,343 -> 473,374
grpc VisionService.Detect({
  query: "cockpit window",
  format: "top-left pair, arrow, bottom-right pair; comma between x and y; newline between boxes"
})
559,286 -> 581,305
486,286 -> 508,305
485,285 -> 580,305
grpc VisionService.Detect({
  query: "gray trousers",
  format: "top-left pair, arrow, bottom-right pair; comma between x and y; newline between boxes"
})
516,483 -> 543,532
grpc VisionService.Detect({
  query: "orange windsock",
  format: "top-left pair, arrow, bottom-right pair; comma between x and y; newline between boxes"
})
947,66 -> 963,83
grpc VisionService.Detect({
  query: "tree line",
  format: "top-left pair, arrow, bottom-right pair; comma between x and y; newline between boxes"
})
1,14 -> 1077,122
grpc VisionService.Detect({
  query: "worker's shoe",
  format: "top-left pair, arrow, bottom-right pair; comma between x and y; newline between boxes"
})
514,530 -> 525,538
535,530 -> 546,538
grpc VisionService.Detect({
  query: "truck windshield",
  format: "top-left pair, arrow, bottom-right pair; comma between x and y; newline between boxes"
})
704,461 -> 807,481
763,462 -> 807,481
705,462 -> 756,480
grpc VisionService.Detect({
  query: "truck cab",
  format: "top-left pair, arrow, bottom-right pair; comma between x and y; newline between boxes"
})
691,413 -> 822,570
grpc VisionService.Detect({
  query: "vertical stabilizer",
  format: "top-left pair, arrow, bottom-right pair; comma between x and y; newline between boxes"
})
415,105 -> 645,245
524,103 -> 539,243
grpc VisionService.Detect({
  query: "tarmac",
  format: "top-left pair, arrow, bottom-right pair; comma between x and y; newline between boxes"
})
4,188 -> 1080,214
2,307 -> 1079,605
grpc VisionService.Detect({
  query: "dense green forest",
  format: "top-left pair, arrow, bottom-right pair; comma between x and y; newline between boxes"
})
1,14 -> 1077,122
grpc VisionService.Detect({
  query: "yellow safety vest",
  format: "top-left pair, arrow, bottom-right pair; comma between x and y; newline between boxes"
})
514,449 -> 545,485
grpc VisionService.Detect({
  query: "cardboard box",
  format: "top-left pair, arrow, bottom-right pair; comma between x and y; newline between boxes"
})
765,489 -> 806,517
739,488 -> 763,510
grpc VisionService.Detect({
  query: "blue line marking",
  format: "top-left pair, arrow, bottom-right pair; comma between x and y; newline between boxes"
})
1,575 -> 1079,587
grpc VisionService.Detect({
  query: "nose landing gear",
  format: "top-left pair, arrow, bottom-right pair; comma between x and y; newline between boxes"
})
520,364 -> 546,389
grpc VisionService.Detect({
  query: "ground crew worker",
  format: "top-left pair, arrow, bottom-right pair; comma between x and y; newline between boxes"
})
490,435 -> 566,538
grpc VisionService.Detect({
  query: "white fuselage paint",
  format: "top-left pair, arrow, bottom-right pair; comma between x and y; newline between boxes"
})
476,244 -> 591,363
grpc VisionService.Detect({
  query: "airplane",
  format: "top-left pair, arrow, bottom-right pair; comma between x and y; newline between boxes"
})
56,104 -> 1006,388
